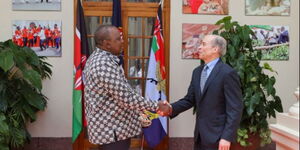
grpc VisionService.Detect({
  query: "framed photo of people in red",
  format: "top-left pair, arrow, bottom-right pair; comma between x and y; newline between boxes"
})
12,20 -> 62,57
182,0 -> 229,15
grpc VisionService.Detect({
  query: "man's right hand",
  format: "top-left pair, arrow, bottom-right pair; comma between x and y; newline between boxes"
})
157,101 -> 172,116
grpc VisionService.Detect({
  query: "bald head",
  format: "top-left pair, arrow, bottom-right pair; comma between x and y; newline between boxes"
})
94,25 -> 116,47
93,25 -> 123,55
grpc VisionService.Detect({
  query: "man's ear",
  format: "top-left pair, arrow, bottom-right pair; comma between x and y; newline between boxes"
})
213,46 -> 219,52
104,40 -> 112,48
214,47 -> 221,55
102,40 -> 108,47
97,40 -> 106,50
101,40 -> 106,45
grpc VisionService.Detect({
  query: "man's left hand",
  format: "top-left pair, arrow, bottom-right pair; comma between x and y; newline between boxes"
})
218,139 -> 231,150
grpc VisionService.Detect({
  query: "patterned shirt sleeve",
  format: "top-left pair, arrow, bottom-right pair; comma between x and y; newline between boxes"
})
91,57 -> 158,112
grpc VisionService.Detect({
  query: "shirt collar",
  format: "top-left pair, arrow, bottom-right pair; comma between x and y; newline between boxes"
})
205,58 -> 219,71
96,48 -> 120,66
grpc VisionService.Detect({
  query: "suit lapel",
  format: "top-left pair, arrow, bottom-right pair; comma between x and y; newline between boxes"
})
199,60 -> 222,100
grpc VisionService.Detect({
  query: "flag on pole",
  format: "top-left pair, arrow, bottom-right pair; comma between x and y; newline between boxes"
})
112,0 -> 122,31
72,0 -> 90,143
112,0 -> 124,65
143,3 -> 167,148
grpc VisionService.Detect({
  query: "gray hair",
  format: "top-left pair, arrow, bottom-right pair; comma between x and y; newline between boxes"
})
94,25 -> 115,46
210,35 -> 227,56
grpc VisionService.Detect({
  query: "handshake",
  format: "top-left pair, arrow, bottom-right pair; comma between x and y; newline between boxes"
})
157,101 -> 172,116
139,101 -> 172,127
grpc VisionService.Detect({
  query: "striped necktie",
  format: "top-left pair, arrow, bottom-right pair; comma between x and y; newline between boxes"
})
200,65 -> 209,92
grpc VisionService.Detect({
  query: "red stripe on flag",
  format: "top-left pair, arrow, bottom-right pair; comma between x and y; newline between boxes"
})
74,28 -> 83,90
153,16 -> 166,80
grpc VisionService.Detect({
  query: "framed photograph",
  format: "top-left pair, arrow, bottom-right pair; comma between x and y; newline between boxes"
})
12,0 -> 61,11
245,0 -> 290,16
182,23 -> 220,59
12,20 -> 62,57
249,25 -> 289,60
182,0 -> 229,15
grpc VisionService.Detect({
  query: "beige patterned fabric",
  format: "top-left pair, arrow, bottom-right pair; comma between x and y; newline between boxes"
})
83,48 -> 158,145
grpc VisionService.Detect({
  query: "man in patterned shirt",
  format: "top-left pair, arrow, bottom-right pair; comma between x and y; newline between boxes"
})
83,25 -> 170,150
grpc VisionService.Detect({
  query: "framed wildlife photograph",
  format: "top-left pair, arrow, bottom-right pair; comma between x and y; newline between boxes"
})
12,20 -> 62,57
245,0 -> 290,16
182,23 -> 219,59
12,0 -> 61,11
182,0 -> 229,15
249,25 -> 289,60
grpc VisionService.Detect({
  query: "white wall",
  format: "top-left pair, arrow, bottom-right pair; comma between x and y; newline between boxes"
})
0,0 -> 298,138
0,0 -> 74,137
169,0 -> 299,137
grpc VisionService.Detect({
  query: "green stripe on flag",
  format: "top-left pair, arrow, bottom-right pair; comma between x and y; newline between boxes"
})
151,36 -> 159,53
72,90 -> 82,142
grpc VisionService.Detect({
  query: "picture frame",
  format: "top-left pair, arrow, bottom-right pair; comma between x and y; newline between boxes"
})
249,25 -> 289,60
182,0 -> 229,15
12,0 -> 61,11
245,0 -> 290,16
12,20 -> 62,57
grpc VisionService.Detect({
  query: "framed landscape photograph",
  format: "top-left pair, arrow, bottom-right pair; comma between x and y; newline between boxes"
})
245,0 -> 290,16
249,25 -> 289,60
12,20 -> 62,57
182,23 -> 219,59
12,0 -> 61,11
182,0 -> 229,15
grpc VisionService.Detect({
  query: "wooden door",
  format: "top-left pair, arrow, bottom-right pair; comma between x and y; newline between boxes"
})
73,0 -> 170,149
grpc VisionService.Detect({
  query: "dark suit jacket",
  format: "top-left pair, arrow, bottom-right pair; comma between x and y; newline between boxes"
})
171,60 -> 243,147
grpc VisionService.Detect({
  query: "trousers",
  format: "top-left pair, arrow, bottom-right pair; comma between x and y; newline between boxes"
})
101,138 -> 131,150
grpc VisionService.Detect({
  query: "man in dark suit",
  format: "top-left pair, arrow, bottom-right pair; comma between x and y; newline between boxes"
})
162,35 -> 243,150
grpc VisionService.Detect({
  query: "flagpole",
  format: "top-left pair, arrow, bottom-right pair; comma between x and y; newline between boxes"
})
160,0 -> 164,10
141,135 -> 144,150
